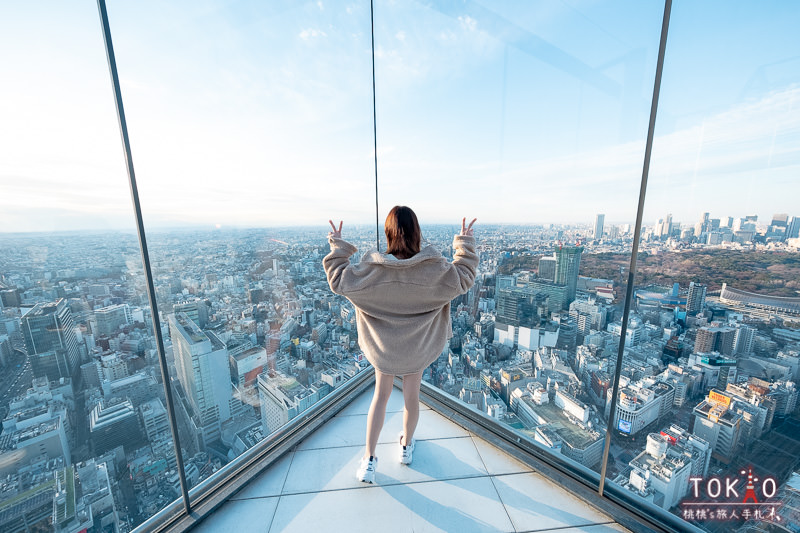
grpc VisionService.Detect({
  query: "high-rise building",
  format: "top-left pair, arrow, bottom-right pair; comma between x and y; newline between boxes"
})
787,216 -> 800,239
767,213 -> 789,240
90,398 -> 145,455
94,303 -> 132,336
0,288 -> 22,308
660,424 -> 712,478
538,256 -> 556,282
593,214 -> 605,240
139,398 -> 170,441
0,335 -> 12,367
174,299 -> 209,329
22,299 -> 80,381
734,325 -> 755,355
527,280 -> 568,314
496,286 -> 536,327
694,326 -> 736,356
230,346 -> 268,388
554,245 -> 583,306
655,213 -> 673,240
685,282 -> 706,317
623,432 -> 693,510
258,371 -> 318,435
569,298 -> 607,331
169,312 -> 232,443
605,380 -> 674,436
694,212 -> 710,239
771,213 -> 789,227
692,391 -> 742,463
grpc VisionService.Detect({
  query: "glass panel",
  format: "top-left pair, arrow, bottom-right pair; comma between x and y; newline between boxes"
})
605,2 -> 800,529
0,3 -> 181,531
104,0 -> 376,499
374,0 -> 664,479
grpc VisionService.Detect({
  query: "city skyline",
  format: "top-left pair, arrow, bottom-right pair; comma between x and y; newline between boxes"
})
0,207 -> 795,236
1,217 -> 798,531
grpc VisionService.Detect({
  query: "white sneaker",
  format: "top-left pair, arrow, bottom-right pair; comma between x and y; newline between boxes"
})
399,433 -> 415,465
356,456 -> 377,484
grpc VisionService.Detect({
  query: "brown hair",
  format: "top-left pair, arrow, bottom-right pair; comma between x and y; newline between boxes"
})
385,206 -> 421,259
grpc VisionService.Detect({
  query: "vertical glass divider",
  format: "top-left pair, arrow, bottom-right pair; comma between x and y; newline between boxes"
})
95,0 -> 192,514
598,0 -> 672,497
370,0 -> 380,250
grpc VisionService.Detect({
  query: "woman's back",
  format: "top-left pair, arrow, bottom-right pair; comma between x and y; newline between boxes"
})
324,208 -> 477,376
323,233 -> 477,376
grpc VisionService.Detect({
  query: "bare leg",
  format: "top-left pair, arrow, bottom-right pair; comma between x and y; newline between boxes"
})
401,370 -> 423,445
365,369 -> 394,458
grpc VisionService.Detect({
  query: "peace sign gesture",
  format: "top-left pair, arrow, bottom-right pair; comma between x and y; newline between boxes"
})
329,220 -> 343,239
461,217 -> 477,236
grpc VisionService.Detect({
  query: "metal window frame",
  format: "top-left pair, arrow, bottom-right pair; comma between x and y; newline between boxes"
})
599,0 -> 672,496
96,0 -> 191,515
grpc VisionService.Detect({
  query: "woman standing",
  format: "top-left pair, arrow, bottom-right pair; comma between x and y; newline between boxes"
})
323,206 -> 478,483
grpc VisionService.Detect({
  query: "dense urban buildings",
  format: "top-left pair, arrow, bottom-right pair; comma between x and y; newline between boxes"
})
1,211 -> 799,531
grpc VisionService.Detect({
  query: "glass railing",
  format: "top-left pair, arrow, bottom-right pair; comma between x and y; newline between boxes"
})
1,1 -> 798,532
0,3 -> 182,532
605,1 -> 800,528
103,0 -> 377,504
372,0 -> 663,495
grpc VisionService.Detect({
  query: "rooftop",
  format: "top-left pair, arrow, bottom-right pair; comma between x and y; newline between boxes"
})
520,399 -> 602,450
23,300 -> 61,318
192,385 -> 631,533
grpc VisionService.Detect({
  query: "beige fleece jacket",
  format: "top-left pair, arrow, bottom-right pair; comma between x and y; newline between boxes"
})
323,235 -> 478,375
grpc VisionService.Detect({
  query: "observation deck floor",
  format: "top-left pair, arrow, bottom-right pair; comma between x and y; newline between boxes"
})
196,386 -> 630,533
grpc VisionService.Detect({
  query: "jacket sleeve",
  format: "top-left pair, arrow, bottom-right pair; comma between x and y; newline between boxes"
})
448,235 -> 479,295
323,237 -> 359,296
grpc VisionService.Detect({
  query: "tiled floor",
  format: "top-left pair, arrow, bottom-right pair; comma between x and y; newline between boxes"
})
197,386 -> 631,533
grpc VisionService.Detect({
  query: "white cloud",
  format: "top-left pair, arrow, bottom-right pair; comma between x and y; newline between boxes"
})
458,15 -> 477,32
395,30 -> 406,42
375,85 -> 800,224
299,28 -> 327,40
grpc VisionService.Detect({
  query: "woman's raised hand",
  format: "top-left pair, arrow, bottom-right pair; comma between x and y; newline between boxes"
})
461,217 -> 477,236
328,220 -> 343,239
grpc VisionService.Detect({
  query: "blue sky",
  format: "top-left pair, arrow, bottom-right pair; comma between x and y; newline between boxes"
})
1,0 -> 798,233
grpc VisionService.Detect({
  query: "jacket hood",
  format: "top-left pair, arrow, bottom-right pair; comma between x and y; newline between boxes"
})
359,243 -> 443,267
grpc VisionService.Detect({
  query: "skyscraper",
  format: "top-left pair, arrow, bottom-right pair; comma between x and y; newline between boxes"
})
694,212 -> 711,240
686,282 -> 707,317
168,312 -> 232,444
734,325 -> 755,355
593,214 -> 605,240
94,303 -> 132,336
174,299 -> 209,328
538,256 -> 556,282
554,244 -> 583,306
771,213 -> 789,227
89,398 -> 145,455
496,286 -> 537,327
658,213 -> 673,240
22,299 -> 80,381
694,326 -> 735,356
787,216 -> 800,239
258,371 -> 317,435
